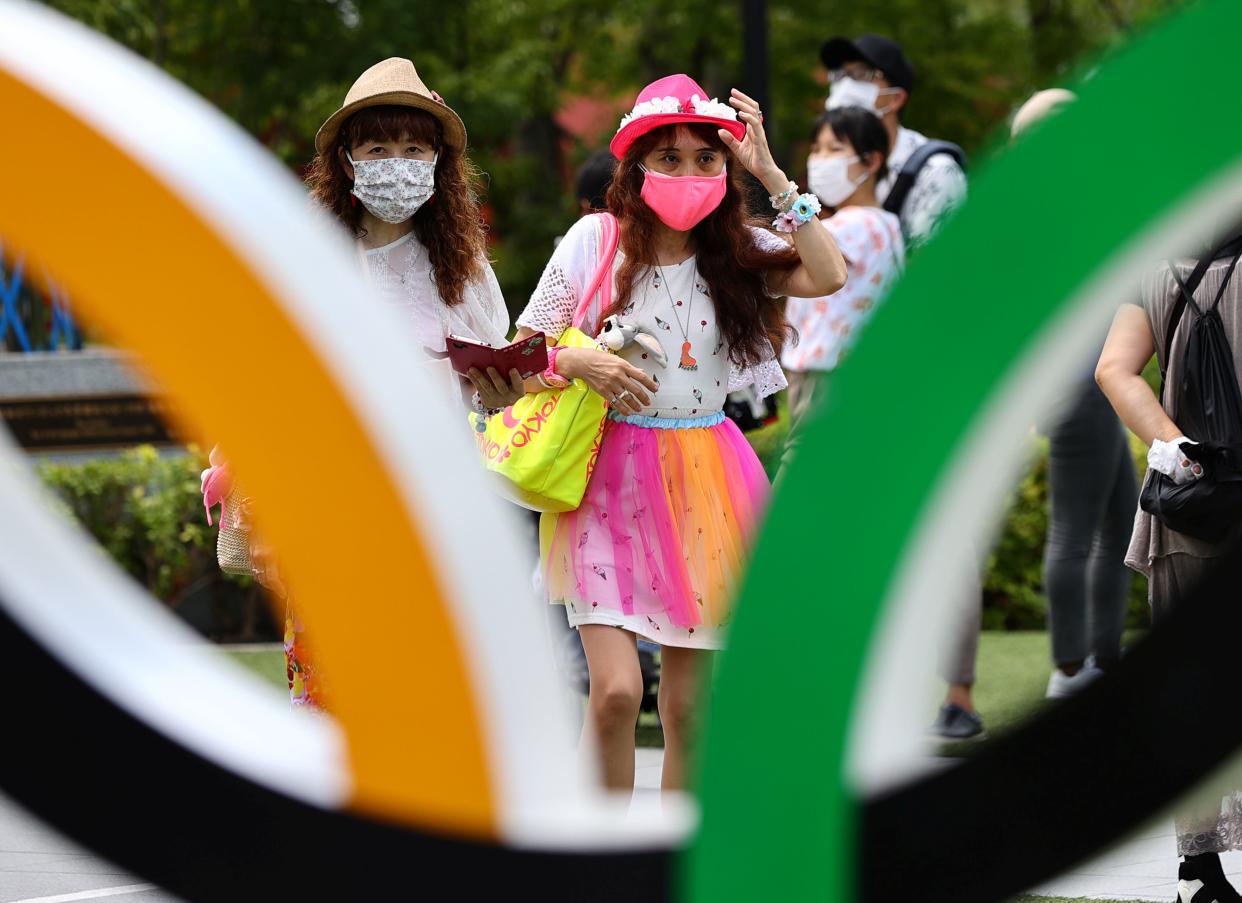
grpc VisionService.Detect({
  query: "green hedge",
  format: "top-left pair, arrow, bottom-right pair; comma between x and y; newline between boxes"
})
35,445 -> 273,640
34,432 -> 1152,634
37,445 -> 212,600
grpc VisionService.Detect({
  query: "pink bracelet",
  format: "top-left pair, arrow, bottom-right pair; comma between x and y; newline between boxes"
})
541,345 -> 571,389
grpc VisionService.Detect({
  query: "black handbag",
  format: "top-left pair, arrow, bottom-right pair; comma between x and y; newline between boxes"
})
1139,240 -> 1242,542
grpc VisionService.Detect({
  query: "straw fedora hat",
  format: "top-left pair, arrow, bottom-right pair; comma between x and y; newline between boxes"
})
315,57 -> 466,154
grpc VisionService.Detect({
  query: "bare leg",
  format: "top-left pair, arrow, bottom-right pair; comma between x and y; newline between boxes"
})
659,644 -> 712,792
579,625 -> 643,792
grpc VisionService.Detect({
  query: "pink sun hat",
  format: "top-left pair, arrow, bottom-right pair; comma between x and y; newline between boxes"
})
609,74 -> 746,159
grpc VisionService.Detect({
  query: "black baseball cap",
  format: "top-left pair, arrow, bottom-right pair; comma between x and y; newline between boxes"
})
820,34 -> 915,94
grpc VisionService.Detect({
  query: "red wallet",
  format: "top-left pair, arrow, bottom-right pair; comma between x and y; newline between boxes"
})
445,332 -> 549,380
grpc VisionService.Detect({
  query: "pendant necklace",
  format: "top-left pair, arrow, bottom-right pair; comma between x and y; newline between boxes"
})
656,259 -> 699,371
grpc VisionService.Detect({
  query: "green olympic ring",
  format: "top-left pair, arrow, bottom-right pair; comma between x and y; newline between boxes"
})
696,1 -> 1242,899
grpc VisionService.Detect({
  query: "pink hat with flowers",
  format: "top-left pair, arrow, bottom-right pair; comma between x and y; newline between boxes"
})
609,74 -> 746,159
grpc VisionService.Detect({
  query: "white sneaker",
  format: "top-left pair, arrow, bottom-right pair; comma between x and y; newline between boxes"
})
1178,877 -> 1204,902
1046,662 -> 1105,699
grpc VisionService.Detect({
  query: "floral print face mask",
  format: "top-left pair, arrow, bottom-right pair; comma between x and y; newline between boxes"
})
348,153 -> 437,224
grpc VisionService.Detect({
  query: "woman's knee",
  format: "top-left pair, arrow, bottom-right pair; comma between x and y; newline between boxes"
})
658,687 -> 699,737
589,675 -> 643,728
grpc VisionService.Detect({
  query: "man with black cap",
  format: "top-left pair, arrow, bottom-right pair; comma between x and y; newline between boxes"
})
820,34 -> 967,251
819,38 -> 981,741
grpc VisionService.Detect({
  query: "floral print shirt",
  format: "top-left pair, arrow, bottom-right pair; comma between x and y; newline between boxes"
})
782,206 -> 904,373
877,126 -> 968,251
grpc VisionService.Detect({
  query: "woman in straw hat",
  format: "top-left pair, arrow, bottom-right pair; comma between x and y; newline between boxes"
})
231,59 -> 519,711
514,74 -> 847,792
309,57 -> 523,415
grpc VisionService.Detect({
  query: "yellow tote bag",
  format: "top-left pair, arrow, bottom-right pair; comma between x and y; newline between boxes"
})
469,214 -> 619,512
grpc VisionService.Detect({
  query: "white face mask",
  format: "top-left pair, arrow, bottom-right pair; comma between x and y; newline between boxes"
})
825,77 -> 900,116
348,153 -> 437,224
807,155 -> 867,207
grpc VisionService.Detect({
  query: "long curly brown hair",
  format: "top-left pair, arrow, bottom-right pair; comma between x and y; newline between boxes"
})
307,105 -> 487,308
604,123 -> 799,367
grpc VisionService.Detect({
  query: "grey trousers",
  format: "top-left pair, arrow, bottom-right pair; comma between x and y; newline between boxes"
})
1043,381 -> 1136,666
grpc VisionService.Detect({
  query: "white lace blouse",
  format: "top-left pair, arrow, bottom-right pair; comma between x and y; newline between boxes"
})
360,231 -> 509,355
515,216 -> 789,399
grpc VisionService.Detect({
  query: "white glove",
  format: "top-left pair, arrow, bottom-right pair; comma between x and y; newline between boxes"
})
1148,436 -> 1203,485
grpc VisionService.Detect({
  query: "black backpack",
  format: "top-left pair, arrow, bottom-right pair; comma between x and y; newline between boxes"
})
1139,238 -> 1242,541
881,139 -> 967,222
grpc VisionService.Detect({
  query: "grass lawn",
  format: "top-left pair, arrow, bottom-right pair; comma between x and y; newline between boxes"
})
968,630 -> 1053,733
946,628 -> 1146,750
222,629 -> 1142,749
224,647 -> 287,688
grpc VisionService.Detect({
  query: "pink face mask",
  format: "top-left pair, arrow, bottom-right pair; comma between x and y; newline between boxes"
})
639,166 -> 728,231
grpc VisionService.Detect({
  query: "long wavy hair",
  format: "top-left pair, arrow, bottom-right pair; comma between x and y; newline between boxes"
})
307,105 -> 486,308
604,123 -> 799,366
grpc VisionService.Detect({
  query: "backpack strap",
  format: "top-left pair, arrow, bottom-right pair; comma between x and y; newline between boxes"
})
572,212 -> 619,331
1161,259 -> 1211,403
1158,234 -> 1242,394
882,139 -> 967,218
1206,246 -> 1242,314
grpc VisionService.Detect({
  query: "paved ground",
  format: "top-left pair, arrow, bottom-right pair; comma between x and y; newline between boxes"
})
1028,829 -> 1242,900
0,754 -> 666,903
0,789 -> 178,902
1,749 -> 1235,901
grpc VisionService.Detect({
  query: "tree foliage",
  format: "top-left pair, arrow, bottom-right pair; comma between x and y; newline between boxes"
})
40,0 -> 1187,308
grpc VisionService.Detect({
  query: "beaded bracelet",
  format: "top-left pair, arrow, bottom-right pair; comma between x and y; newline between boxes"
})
768,180 -> 799,213
772,193 -> 823,233
471,391 -> 504,432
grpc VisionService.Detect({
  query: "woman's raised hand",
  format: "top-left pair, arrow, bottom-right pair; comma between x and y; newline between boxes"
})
719,88 -> 786,193
556,346 -> 659,416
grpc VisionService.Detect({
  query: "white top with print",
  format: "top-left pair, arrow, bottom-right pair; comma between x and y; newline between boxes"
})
609,255 -> 728,418
876,126 -> 968,250
782,206 -> 905,373
516,215 -> 789,408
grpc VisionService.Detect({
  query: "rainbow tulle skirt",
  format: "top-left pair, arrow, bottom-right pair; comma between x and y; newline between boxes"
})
541,411 -> 769,648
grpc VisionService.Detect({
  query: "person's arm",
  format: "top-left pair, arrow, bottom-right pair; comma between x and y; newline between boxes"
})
717,89 -> 847,299
512,325 -> 657,415
1094,302 -> 1181,446
767,208 -> 849,299
464,262 -> 526,409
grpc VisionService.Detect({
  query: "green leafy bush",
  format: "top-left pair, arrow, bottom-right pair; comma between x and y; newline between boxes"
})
35,446 -> 273,640
37,445 -> 211,600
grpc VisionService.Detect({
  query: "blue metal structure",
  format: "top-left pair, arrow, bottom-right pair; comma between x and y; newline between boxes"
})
0,242 -> 80,351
